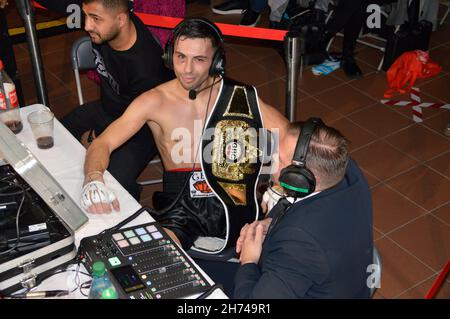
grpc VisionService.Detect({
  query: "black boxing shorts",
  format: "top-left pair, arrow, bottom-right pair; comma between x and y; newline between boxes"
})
151,169 -> 226,250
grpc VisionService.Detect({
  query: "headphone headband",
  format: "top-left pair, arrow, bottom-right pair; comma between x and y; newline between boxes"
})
278,117 -> 323,198
292,118 -> 323,167
172,18 -> 224,46
164,18 -> 225,76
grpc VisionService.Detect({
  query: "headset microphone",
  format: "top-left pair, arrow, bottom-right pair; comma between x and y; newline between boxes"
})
188,78 -> 222,100
189,90 -> 197,100
189,89 -> 197,100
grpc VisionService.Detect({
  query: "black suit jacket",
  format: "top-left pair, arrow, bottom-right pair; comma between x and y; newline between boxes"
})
234,158 -> 373,298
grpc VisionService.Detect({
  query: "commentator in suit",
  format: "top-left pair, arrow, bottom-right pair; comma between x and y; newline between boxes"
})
234,118 -> 373,298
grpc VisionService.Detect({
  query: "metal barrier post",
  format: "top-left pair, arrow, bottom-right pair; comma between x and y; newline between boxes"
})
15,0 -> 49,106
284,31 -> 302,122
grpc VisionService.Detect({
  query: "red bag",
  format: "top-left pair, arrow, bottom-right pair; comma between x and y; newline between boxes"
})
383,50 -> 442,98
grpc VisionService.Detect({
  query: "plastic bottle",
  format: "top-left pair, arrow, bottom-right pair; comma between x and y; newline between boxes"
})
0,59 -> 22,134
88,261 -> 118,299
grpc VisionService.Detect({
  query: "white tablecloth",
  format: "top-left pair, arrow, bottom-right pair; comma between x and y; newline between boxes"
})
9,104 -> 226,299
16,104 -> 143,245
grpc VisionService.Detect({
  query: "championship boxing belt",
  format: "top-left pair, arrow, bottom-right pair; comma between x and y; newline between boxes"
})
201,78 -> 263,251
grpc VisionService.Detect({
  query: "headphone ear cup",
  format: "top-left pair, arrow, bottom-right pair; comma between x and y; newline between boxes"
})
163,40 -> 173,70
279,165 -> 316,198
209,48 -> 225,76
299,168 -> 316,194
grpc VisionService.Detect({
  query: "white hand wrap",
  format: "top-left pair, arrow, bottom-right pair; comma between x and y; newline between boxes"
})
262,186 -> 284,213
80,181 -> 117,211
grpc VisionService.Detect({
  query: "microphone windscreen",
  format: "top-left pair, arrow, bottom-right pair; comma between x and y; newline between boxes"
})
189,90 -> 197,100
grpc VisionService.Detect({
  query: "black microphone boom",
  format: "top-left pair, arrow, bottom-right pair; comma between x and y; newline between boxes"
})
188,78 -> 222,100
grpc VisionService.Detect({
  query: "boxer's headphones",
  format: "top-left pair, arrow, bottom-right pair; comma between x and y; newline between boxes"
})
279,118 -> 323,198
163,18 -> 225,77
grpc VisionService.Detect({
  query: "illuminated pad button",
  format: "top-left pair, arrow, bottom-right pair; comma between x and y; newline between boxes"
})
124,230 -> 135,238
112,233 -> 124,241
141,275 -> 147,280
117,240 -> 129,248
129,237 -> 141,245
135,228 -> 146,235
146,225 -> 157,233
108,257 -> 121,267
151,232 -> 163,240
140,234 -> 152,242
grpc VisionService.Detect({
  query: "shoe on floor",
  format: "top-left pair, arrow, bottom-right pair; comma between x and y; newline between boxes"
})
239,8 -> 260,27
341,55 -> 363,79
212,0 -> 247,15
312,58 -> 341,76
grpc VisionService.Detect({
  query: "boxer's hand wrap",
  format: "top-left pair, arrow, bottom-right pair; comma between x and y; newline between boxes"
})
81,180 -> 117,211
262,186 -> 284,213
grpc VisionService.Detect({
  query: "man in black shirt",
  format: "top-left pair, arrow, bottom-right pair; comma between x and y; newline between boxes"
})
36,0 -> 172,200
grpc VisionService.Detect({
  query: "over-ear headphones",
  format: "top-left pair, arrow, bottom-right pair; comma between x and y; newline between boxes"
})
279,117 -> 323,198
163,18 -> 225,77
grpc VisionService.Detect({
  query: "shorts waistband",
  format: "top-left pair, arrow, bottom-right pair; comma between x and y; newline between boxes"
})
166,167 -> 202,172
163,170 -> 198,194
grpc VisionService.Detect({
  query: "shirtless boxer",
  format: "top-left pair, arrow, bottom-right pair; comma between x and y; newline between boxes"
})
81,18 -> 289,249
